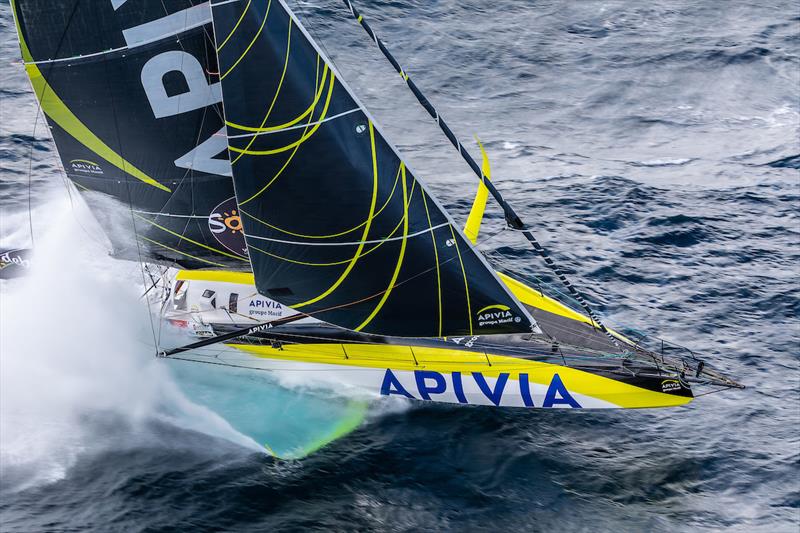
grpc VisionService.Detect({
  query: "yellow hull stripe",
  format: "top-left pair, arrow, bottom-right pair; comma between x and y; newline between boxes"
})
229,342 -> 692,409
176,269 -> 255,284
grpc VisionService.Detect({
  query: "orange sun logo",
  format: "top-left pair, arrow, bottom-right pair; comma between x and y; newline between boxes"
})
223,210 -> 243,233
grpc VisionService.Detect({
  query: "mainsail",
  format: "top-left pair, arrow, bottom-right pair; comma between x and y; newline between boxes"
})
11,0 -> 247,269
210,0 -> 537,337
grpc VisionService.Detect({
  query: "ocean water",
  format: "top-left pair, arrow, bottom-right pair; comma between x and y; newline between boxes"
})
1,0 -> 799,531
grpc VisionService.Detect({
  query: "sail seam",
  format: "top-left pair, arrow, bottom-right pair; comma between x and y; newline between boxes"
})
240,161 -> 402,238
246,178 -> 417,267
24,11 -> 213,65
230,67 -> 335,157
245,222 -> 446,247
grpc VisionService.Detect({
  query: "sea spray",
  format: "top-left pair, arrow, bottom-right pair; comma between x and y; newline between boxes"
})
0,199 -> 260,491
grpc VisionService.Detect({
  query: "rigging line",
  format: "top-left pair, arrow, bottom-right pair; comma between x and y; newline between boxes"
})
227,107 -> 359,138
245,221 -> 447,246
16,0 -> 82,248
339,0 -> 617,343
99,42 -> 159,355
139,235 -> 228,268
241,160 -> 403,238
131,211 -> 206,219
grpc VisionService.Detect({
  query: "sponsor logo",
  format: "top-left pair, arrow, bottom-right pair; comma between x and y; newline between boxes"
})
69,159 -> 104,175
208,196 -> 248,257
0,250 -> 30,269
661,379 -> 682,393
248,299 -> 284,318
476,304 -> 519,327
380,369 -> 582,408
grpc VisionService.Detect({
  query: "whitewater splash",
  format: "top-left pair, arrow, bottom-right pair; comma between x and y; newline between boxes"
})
0,191 -> 398,485
0,196 -> 262,491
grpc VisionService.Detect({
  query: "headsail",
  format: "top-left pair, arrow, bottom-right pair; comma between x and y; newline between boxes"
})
11,0 -> 246,269
210,0 -> 536,337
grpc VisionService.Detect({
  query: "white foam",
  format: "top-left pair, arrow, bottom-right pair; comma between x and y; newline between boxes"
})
0,196 -> 260,491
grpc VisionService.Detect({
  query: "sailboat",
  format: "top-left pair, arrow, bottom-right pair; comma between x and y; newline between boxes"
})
10,0 -> 741,414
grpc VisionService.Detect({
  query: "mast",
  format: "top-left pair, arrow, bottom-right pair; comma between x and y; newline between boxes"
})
340,0 -> 614,337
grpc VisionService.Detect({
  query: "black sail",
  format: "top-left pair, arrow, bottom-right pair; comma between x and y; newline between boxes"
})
11,0 -> 249,269
211,0 -> 537,337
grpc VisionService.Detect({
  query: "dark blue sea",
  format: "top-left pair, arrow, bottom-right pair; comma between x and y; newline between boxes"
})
1,0 -> 798,531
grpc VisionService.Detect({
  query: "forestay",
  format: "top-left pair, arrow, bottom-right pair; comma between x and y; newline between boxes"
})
211,0 -> 537,337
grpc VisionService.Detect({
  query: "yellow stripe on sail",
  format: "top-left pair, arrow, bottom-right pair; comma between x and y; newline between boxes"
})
464,136 -> 491,244
354,164 -> 409,331
216,0 -> 252,51
11,1 -> 170,194
220,0 -> 273,80
291,121 -> 380,309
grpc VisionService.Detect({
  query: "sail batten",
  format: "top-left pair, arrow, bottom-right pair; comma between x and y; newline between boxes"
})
211,0 -> 537,337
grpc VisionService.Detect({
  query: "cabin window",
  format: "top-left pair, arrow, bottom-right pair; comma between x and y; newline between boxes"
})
229,293 -> 239,314
201,289 -> 217,309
